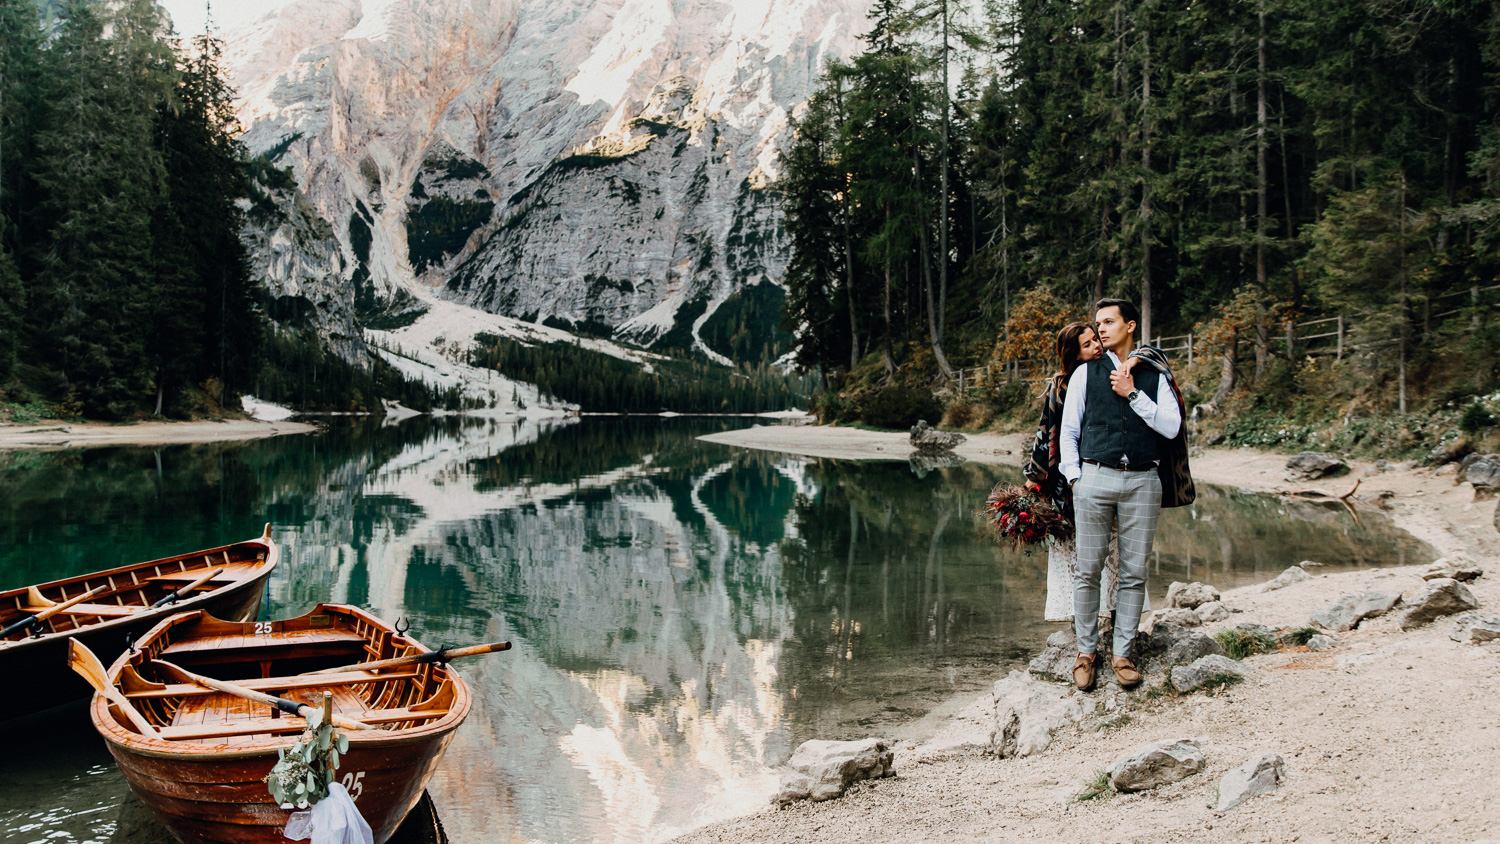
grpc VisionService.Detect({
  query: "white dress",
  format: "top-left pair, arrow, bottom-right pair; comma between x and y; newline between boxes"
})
1043,531 -> 1146,622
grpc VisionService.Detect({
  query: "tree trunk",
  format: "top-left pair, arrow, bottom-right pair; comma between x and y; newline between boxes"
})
843,205 -> 861,371
1139,15 -> 1153,345
912,60 -> 953,380
883,206 -> 895,376
1398,172 -> 1408,414
933,0 -> 954,380
1253,1 -> 1270,381
834,78 -> 860,371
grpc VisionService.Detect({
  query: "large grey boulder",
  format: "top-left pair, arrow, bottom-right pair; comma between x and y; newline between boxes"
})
1450,614 -> 1500,644
1108,738 -> 1206,792
1311,590 -> 1402,632
774,738 -> 895,805
1456,452 -> 1493,482
1137,622 -> 1227,675
1171,655 -> 1249,693
909,420 -> 966,454
1216,752 -> 1285,812
1284,452 -> 1349,482
1401,578 -> 1480,630
1466,458 -> 1500,499
1458,455 -> 1500,494
1166,581 -> 1221,609
990,671 -> 1086,759
1421,558 -> 1484,583
1262,566 -> 1313,592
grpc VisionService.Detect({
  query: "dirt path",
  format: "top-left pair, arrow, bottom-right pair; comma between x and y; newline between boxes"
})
0,418 -> 317,449
681,425 -> 1500,843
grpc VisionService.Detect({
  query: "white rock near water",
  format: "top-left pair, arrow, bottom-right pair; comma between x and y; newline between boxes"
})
1311,590 -> 1403,632
1167,581 -> 1221,609
774,738 -> 895,805
1262,565 -> 1313,591
990,671 -> 1086,759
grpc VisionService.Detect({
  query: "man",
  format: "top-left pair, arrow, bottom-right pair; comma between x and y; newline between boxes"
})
1058,298 -> 1182,691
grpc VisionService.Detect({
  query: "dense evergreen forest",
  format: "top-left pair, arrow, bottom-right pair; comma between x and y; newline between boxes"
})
782,0 -> 1500,453
0,0 -> 459,420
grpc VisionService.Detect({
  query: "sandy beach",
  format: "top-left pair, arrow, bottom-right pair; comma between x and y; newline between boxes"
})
682,424 -> 1500,843
0,418 -> 318,449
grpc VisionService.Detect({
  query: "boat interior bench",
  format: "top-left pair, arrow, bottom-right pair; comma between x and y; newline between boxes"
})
153,704 -> 447,741
124,668 -> 421,700
159,630 -> 370,667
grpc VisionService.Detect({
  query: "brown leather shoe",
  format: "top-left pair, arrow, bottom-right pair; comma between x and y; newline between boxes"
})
1073,653 -> 1098,691
1112,656 -> 1143,689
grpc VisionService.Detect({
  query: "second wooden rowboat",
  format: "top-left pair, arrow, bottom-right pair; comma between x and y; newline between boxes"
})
89,603 -> 471,844
1,526 -> 278,721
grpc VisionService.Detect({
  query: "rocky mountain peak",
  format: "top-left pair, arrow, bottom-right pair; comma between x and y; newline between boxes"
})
224,0 -> 872,361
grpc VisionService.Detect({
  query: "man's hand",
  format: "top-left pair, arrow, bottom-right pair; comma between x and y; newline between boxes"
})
1109,366 -> 1136,398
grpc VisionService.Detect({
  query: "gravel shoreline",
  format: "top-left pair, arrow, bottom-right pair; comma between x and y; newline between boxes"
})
0,418 -> 318,449
677,425 -> 1500,843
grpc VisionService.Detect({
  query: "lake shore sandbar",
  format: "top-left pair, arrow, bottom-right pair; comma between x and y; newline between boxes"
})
0,418 -> 318,450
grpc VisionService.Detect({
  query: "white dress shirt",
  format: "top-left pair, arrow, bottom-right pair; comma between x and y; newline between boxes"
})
1059,350 -> 1183,484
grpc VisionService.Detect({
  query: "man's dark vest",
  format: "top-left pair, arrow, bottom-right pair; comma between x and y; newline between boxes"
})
1079,357 -> 1164,467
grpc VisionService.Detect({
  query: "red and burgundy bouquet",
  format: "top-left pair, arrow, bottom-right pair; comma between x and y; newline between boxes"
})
981,484 -> 1073,550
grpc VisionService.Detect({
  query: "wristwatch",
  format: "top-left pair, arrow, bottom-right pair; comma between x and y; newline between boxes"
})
1128,389 -> 1140,402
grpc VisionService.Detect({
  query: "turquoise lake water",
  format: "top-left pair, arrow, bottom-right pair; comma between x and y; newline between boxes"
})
0,416 -> 1433,843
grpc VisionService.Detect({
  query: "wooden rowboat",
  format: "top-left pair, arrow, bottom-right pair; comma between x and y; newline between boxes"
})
90,603 -> 471,844
1,526 -> 278,721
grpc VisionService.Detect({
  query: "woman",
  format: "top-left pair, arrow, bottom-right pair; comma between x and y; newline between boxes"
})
1022,323 -> 1140,622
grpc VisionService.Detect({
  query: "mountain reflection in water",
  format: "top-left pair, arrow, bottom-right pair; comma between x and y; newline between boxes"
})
0,417 -> 1433,843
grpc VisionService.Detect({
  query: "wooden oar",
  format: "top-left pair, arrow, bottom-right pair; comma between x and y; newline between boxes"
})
1,585 -> 109,639
67,639 -> 161,739
150,659 -> 377,731
308,640 -> 512,675
149,566 -> 223,608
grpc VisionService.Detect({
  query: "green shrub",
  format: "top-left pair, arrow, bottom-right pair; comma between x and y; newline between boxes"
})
1280,627 -> 1319,647
1074,769 -> 1113,802
1214,628 -> 1277,660
1461,401 -> 1496,433
859,384 -> 943,430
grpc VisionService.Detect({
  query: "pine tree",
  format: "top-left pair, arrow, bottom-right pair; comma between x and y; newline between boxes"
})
27,0 -> 176,417
157,25 -> 263,412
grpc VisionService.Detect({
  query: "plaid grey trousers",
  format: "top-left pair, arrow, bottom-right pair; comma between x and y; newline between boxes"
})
1073,462 -> 1161,656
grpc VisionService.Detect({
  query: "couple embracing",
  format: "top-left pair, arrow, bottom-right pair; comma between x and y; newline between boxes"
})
1022,298 -> 1193,691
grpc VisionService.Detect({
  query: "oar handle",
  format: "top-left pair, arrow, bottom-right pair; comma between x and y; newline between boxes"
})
308,640 -> 512,675
150,567 -> 224,608
3,585 -> 109,638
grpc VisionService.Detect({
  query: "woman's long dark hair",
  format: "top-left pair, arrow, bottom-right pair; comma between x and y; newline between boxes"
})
1052,322 -> 1094,394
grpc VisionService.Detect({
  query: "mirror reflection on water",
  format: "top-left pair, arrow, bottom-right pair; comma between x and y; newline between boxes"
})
0,417 -> 1433,843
